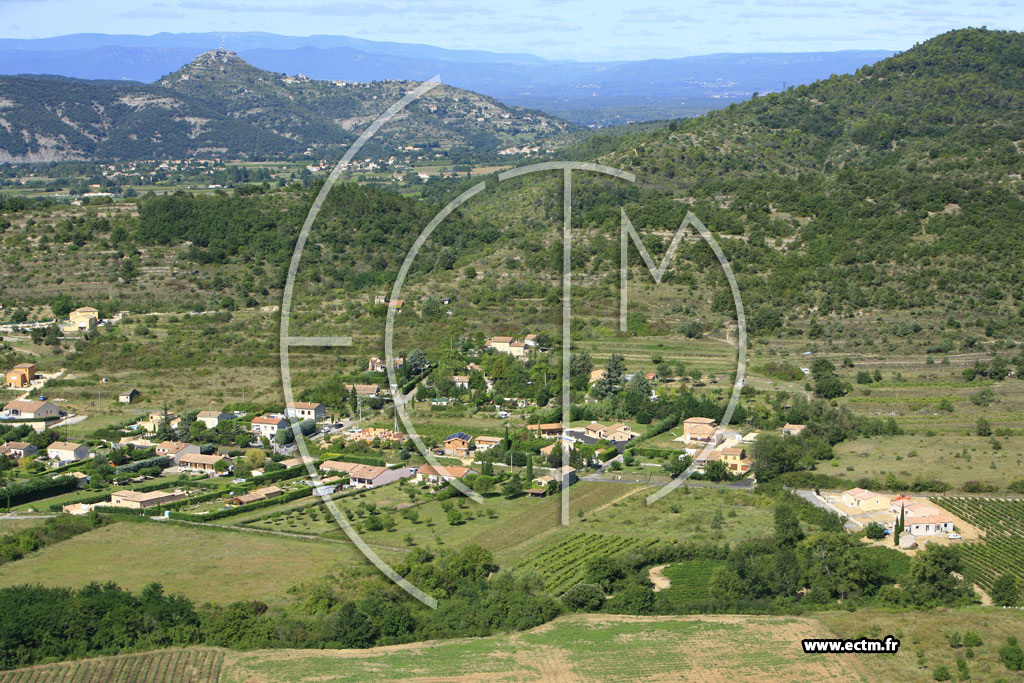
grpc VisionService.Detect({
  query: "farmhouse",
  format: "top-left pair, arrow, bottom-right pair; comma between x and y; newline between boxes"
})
682,417 -> 720,444
155,441 -> 200,464
178,453 -> 229,474
906,514 -> 955,536
285,401 -> 326,422
1,441 -> 37,459
782,423 -> 807,437
841,488 -> 890,511
443,432 -> 472,458
118,388 -> 140,404
196,410 -> 234,428
3,399 -> 60,420
250,415 -> 288,439
108,489 -> 186,509
6,363 -> 35,389
416,464 -> 471,485
46,441 -> 89,463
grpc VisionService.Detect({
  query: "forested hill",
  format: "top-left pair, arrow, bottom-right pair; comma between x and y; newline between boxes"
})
537,28 -> 1023,341
0,49 -> 578,163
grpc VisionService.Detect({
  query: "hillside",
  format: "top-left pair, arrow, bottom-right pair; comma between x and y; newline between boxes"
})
0,50 -> 578,162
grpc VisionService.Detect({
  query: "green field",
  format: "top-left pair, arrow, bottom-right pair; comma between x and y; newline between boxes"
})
658,559 -> 723,606
515,532 -> 656,594
0,520 -> 377,608
0,648 -> 224,683
832,434 -> 1024,490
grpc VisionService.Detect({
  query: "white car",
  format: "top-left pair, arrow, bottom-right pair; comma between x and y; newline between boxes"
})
948,533 -> 962,540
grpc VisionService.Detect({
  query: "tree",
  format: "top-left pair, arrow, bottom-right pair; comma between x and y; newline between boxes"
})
1000,637 -> 1024,672
774,500 -> 804,548
406,349 -> 429,376
799,532 -> 858,599
472,475 -> 495,496
569,351 -> 593,390
703,460 -> 731,482
976,417 -> 992,437
524,454 -> 534,483
593,354 -> 626,398
501,474 -> 523,499
905,544 -> 970,607
562,583 -> 604,611
864,522 -> 886,540
894,504 -> 905,546
990,574 -> 1021,607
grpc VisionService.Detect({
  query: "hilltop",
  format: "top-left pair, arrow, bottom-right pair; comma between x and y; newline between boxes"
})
0,50 -> 579,163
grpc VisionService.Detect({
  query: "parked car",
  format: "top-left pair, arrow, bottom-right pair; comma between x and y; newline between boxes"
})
948,533 -> 962,540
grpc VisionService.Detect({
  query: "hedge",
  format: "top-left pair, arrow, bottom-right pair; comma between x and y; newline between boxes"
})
597,446 -> 619,461
115,455 -> 171,475
625,447 -> 680,460
0,476 -> 79,507
168,486 -> 313,522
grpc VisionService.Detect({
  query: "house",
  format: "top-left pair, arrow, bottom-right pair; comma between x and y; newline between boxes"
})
540,436 -> 576,458
155,441 -> 200,464
588,369 -> 605,385
347,427 -> 406,444
119,436 -> 156,450
452,375 -> 470,390
646,372 -> 659,382
583,422 -> 607,440
279,457 -> 305,468
368,356 -> 404,373
782,423 -> 807,437
3,399 -> 60,420
1,441 -> 37,459
508,342 -> 528,359
682,417 -> 720,444
228,486 -> 283,506
692,449 -> 723,472
46,441 -> 90,463
841,488 -> 890,511
889,497 -> 943,519
345,384 -> 380,398
285,401 -> 326,422
250,415 -> 288,439
195,410 -> 234,428
118,388 -> 140,404
552,465 -> 577,488
6,363 -> 35,389
374,295 -> 387,305
348,464 -> 412,489
69,471 -> 90,486
320,460 -> 360,475
178,453 -> 229,474
524,333 -> 538,347
430,397 -> 452,407
473,436 -> 502,452
527,422 -> 564,437
108,489 -> 187,509
721,447 -> 753,474
906,514 -> 955,536
139,410 -> 180,433
486,336 -> 514,354
63,306 -> 99,333
416,464 -> 471,485
388,299 -> 405,310
603,423 -> 635,443
443,432 -> 472,458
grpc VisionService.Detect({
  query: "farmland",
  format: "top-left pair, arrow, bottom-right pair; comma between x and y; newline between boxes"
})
514,532 -> 655,594
218,614 -> 873,682
0,649 -> 224,683
0,520 -> 379,608
932,497 -> 1024,592
658,559 -> 723,607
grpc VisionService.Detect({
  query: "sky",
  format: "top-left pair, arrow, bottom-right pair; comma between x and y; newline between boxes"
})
1,0 -> 1022,61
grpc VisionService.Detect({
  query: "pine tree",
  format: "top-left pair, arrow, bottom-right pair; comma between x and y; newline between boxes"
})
894,503 -> 905,545
525,454 -> 534,484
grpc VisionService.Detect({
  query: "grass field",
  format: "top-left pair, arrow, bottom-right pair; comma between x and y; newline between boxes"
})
219,613 -> 874,682
0,520 -> 377,608
832,434 -> 1024,490
0,648 -> 224,683
658,559 -> 723,606
820,608 -> 1024,682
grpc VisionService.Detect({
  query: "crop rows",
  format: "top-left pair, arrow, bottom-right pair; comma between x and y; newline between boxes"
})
0,648 -> 223,683
517,533 -> 653,595
659,559 -> 723,606
932,497 -> 1024,591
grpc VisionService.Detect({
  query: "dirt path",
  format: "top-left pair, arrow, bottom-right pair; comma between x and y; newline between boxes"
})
588,485 -> 648,516
649,564 -> 671,592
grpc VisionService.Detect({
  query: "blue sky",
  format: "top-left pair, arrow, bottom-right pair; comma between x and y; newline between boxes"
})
2,0 -> 1022,61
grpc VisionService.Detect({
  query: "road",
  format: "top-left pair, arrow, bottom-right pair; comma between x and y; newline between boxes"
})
792,488 -> 860,530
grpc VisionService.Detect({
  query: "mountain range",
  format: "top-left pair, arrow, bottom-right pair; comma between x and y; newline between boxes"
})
0,49 -> 577,163
0,32 -> 893,125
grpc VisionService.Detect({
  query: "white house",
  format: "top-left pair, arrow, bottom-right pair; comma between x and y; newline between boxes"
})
250,415 -> 288,439
196,410 -> 234,429
285,401 -> 326,423
46,441 -> 90,464
415,464 -> 471,485
906,514 -> 955,536
3,399 -> 60,420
